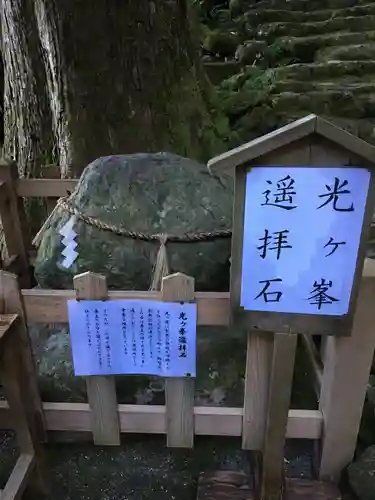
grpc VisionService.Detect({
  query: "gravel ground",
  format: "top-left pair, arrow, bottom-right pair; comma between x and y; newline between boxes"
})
0,433 -> 314,500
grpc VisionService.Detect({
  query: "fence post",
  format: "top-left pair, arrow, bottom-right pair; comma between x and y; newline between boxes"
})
161,272 -> 195,448
0,313 -> 49,494
319,273 -> 375,480
242,331 -> 274,451
0,271 -> 46,443
73,272 -> 120,445
262,332 -> 298,500
0,159 -> 32,286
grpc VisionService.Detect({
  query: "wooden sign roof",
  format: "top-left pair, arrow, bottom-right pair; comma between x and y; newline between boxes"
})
208,114 -> 375,171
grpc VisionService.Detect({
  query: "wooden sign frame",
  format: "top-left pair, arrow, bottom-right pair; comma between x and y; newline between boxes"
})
208,115 -> 375,336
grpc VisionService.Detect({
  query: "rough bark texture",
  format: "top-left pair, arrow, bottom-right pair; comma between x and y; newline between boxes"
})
1,0 -> 53,177
29,0 -> 227,176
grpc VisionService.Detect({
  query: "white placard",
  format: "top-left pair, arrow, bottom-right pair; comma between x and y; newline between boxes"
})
67,299 -> 196,378
241,166 -> 370,316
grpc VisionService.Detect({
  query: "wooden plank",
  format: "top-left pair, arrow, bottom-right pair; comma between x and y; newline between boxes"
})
15,178 -> 77,198
316,115 -> 375,165
20,258 -> 375,327
262,333 -> 298,500
21,289 -> 230,327
0,160 -> 31,285
229,161 -> 246,328
0,272 -> 46,443
73,272 -> 120,446
0,314 -> 18,342
285,478 -> 342,500
161,273 -> 195,448
0,328 -> 35,455
0,402 -> 323,440
196,471 -> 255,500
0,317 -> 47,494
1,454 -> 35,500
220,129 -> 375,336
319,275 -> 375,481
242,331 -> 273,450
208,114 -> 317,171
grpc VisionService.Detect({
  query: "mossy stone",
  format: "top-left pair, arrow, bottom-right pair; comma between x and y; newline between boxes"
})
348,446 -> 375,500
34,153 -> 233,292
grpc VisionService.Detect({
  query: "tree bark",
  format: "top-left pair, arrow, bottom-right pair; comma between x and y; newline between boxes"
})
31,0 -> 227,177
1,0 -> 53,177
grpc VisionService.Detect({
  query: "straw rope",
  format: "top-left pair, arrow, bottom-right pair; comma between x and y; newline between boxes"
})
32,196 -> 232,291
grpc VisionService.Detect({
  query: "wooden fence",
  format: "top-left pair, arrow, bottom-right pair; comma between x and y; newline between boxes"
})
1,160 -> 375,490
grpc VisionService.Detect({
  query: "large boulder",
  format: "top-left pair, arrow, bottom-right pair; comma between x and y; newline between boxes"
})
348,446 -> 375,500
359,376 -> 375,447
34,153 -> 233,291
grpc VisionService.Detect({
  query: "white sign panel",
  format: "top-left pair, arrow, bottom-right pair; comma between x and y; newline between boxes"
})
240,166 -> 370,316
67,300 -> 196,377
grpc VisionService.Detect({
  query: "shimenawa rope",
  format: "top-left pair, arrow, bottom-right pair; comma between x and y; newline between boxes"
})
33,196 -> 232,290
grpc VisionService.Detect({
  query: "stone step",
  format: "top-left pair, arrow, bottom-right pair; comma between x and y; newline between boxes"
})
272,32 -> 375,64
271,80 -> 375,94
235,108 -> 375,146
271,90 -> 375,119
245,3 -> 375,24
249,15 -> 375,41
244,0 -> 370,13
235,32 -> 375,66
317,43 -> 375,61
275,60 -> 375,81
204,60 -> 242,84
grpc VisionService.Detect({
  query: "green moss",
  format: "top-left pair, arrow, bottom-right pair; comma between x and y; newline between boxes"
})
155,62 -> 230,163
203,29 -> 241,57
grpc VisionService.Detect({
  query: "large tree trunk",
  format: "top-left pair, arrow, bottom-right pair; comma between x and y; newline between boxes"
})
1,0 -> 53,177
4,0 -> 227,178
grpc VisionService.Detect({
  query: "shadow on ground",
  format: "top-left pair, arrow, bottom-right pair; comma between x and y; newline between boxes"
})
0,433 -> 314,500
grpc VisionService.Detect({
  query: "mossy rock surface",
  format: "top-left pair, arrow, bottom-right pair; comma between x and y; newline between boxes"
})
248,16 -> 375,41
275,61 -> 375,81
245,0 -> 367,13
271,32 -> 375,64
359,376 -> 375,447
348,445 -> 375,500
31,323 -> 248,406
34,153 -> 233,291
317,43 -> 375,61
271,90 -> 375,119
245,4 -> 375,24
271,80 -> 375,94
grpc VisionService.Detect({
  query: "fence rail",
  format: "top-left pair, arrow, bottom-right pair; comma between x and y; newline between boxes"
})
2,159 -> 375,490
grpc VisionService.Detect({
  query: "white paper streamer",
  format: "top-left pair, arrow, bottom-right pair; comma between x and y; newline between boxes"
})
59,216 -> 78,269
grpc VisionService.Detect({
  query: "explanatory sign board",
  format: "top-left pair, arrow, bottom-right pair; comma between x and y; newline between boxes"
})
240,166 -> 370,316
68,300 -> 197,378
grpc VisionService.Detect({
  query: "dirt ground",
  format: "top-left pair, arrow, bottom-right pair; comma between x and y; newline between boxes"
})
0,433 -> 314,500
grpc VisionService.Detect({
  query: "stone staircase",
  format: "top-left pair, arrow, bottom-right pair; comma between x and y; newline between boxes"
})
210,0 -> 375,145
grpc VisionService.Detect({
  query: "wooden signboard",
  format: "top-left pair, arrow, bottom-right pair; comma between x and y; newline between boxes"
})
208,114 -> 375,336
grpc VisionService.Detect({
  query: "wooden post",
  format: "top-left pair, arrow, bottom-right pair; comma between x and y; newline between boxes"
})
0,159 -> 32,286
73,272 -> 120,445
0,315 -> 48,495
242,330 -> 273,450
0,271 -> 46,443
262,332 -> 298,500
319,273 -> 375,481
161,272 -> 195,448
